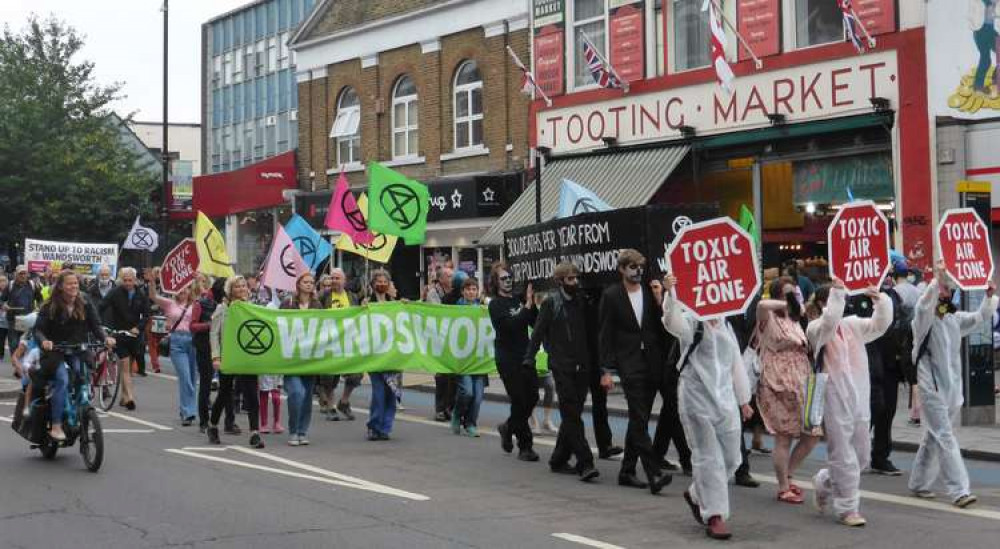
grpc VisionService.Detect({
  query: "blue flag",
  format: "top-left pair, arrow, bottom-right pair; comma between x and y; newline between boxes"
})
557,179 -> 612,218
284,214 -> 332,272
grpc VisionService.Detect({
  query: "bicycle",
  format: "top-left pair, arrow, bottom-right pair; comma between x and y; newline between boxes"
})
89,329 -> 130,412
11,340 -> 107,472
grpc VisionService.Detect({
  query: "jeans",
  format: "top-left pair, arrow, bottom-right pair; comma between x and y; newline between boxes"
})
368,372 -> 397,435
169,332 -> 198,419
46,362 -> 71,424
974,24 -> 997,90
454,375 -> 486,427
284,375 -> 315,436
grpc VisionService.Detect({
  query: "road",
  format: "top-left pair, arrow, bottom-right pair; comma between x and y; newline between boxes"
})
1,365 -> 999,549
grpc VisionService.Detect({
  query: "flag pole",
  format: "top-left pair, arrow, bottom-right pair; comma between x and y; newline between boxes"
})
848,5 -> 877,49
709,0 -> 763,70
579,31 -> 630,92
506,45 -> 553,107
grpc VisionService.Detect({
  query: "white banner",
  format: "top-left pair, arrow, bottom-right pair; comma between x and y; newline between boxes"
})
24,239 -> 118,277
927,0 -> 1000,119
537,50 -> 899,153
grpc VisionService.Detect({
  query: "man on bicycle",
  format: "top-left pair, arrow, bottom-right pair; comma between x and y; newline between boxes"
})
33,270 -> 115,441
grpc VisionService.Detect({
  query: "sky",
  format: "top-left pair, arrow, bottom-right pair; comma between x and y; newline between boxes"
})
0,0 -> 249,124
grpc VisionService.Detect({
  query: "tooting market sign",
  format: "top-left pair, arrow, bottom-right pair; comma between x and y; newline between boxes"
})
538,51 -> 898,153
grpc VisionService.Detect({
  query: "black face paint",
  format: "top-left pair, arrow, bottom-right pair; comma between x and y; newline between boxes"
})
625,263 -> 644,284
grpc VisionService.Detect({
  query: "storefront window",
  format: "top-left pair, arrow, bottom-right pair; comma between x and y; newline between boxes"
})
794,0 -> 842,48
457,248 -> 479,282
573,0 -> 607,89
235,209 -> 276,275
673,0 -> 710,71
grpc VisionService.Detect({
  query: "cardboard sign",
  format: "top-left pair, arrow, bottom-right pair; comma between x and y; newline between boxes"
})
24,239 -> 118,277
937,208 -> 994,290
160,238 -> 200,294
666,217 -> 760,320
827,201 -> 891,294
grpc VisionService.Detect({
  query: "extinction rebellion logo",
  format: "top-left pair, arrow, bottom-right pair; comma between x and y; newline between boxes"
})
237,320 -> 274,355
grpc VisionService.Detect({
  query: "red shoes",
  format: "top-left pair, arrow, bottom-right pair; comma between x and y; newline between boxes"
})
706,516 -> 732,540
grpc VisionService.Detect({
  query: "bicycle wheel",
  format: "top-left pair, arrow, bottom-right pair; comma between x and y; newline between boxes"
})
95,354 -> 121,412
79,407 -> 103,472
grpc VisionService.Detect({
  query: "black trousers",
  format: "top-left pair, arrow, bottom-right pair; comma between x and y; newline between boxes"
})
134,330 -> 147,374
435,374 -> 457,414
620,371 -> 660,479
210,374 -> 257,431
871,367 -> 901,465
735,429 -> 751,478
550,367 -> 594,470
652,372 -> 692,469
195,339 -> 232,427
587,365 -> 613,453
498,361 -> 538,451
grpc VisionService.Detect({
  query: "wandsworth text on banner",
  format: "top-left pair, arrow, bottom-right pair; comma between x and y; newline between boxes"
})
23,239 -> 118,277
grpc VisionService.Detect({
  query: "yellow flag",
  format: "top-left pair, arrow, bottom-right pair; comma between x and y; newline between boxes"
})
194,211 -> 236,278
336,194 -> 397,264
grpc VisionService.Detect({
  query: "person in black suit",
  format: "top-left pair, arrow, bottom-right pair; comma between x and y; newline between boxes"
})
103,267 -> 150,410
599,249 -> 673,495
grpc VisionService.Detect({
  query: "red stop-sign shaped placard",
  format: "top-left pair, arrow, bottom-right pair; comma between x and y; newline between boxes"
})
667,217 -> 761,320
937,208 -> 993,291
827,201 -> 891,295
160,238 -> 200,294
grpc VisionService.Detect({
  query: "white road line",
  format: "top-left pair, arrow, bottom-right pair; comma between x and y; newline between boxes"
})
148,372 -> 178,381
181,446 -> 230,452
363,408 -> 1000,522
228,446 -> 429,501
0,416 -> 11,423
102,429 -> 155,434
99,411 -> 173,431
0,401 -> 16,406
552,533 -> 626,549
164,448 -> 429,501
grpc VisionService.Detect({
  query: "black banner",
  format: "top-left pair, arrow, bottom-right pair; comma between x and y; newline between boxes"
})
504,203 -> 717,291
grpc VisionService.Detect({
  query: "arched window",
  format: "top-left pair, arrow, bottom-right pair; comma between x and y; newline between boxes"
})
330,87 -> 361,165
453,61 -> 483,150
391,75 -> 419,158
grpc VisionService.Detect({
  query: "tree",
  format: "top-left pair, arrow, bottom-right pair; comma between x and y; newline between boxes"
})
0,16 -> 159,257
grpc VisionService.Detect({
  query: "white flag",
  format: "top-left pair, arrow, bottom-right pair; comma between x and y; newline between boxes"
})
123,215 -> 159,252
704,0 -> 734,94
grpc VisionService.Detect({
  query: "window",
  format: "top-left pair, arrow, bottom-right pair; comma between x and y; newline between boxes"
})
223,86 -> 233,125
453,61 -> 483,150
267,37 -> 278,73
233,50 -> 243,83
255,5 -> 266,40
278,32 -> 291,70
244,124 -> 253,162
572,0 -> 606,89
255,118 -> 265,159
278,112 -> 290,151
267,73 -> 277,114
233,13 -> 243,48
245,46 -> 255,79
212,56 -> 222,88
795,0 -> 843,48
278,0 -> 289,30
278,69 -> 290,112
331,87 -> 361,166
655,0 -> 665,76
267,0 -> 278,35
233,83 -> 243,124
212,89 -> 222,127
392,75 -> 419,158
223,52 -> 233,86
255,40 -> 266,75
673,0 -> 710,71
232,122 -> 243,164
256,76 -> 266,117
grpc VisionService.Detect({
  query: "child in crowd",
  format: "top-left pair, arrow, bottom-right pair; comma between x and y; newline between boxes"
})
453,278 -> 488,437
259,375 -> 283,434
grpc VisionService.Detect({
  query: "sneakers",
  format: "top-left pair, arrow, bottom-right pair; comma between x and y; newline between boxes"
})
498,423 -> 514,453
598,446 -> 624,460
288,435 -> 301,446
326,408 -> 341,421
464,426 -> 480,437
451,413 -> 462,435
912,490 -> 936,499
954,494 -> 978,508
367,429 -> 380,441
207,426 -> 221,445
734,473 -> 760,488
543,418 -> 559,433
578,466 -> 600,482
517,449 -> 540,462
706,516 -> 732,540
48,425 -> 67,442
298,436 -> 310,446
336,401 -> 355,421
871,461 -> 903,476
838,512 -> 867,527
249,433 -> 265,449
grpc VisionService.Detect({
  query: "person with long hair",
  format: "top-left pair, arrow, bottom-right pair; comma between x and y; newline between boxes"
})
806,277 -> 892,527
755,276 -> 820,504
280,272 -> 323,446
146,270 -> 198,425
208,275 -> 264,448
365,269 -> 402,441
103,267 -> 149,410
33,270 -> 114,440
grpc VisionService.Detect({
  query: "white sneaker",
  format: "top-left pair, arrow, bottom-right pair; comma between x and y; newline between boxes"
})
529,416 -> 540,433
912,490 -> 936,499
288,436 -> 301,447
954,494 -> 978,508
543,419 -> 559,433
298,436 -> 310,446
838,512 -> 867,527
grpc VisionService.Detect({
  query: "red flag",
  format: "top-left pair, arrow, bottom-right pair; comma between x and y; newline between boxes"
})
324,172 -> 375,245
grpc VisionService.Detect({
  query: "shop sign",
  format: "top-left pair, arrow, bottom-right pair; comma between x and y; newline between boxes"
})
927,0 -> 1000,118
854,0 -> 896,37
537,50 -> 898,153
666,217 -> 760,321
827,201 -> 890,295
937,208 -> 993,291
792,153 -> 893,205
533,0 -> 565,98
609,1 -> 644,84
160,238 -> 200,295
737,0 -> 780,61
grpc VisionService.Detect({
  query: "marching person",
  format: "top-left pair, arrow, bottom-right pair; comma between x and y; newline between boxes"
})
426,266 -> 458,422
145,270 -> 198,425
104,267 -> 149,411
86,264 -> 115,320
208,275 -> 264,449
488,262 -> 539,462
281,273 -> 323,446
661,273 -> 753,540
908,261 -> 997,508
806,277 -> 892,527
193,277 -> 231,433
3,266 -> 43,362
598,250 -> 673,494
524,262 -> 599,482
318,268 -> 361,421
452,277 -> 487,437
365,269 -> 402,441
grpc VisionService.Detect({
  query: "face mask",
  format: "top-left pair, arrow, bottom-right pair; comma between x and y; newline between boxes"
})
624,264 -> 644,284
907,274 -> 917,284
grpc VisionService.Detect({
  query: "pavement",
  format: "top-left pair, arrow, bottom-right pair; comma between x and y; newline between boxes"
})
2,358 -> 1000,549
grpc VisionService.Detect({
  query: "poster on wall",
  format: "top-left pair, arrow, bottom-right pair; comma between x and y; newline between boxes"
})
737,0 -> 780,61
533,0 -> 565,98
928,0 -> 1000,117
853,0 -> 896,37
609,0 -> 645,83
23,239 -> 118,277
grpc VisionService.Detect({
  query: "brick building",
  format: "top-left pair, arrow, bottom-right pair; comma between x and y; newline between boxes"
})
289,0 -> 531,297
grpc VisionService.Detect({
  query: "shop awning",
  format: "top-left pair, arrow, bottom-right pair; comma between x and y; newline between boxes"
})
193,151 -> 297,217
479,145 -> 689,245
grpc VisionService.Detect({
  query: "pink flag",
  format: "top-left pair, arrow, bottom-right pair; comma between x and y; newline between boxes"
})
324,172 -> 375,245
261,225 -> 311,292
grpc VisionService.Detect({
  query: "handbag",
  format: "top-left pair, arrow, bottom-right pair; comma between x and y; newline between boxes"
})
157,303 -> 190,358
802,344 -> 828,432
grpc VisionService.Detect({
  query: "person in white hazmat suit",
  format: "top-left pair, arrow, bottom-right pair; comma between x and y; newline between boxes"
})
908,261 -> 997,508
805,277 -> 892,527
661,274 -> 753,541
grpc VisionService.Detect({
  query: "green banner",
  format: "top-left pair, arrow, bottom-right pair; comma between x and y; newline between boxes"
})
222,301 -> 547,376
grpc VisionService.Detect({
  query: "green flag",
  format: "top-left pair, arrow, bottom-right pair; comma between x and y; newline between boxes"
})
367,162 -> 430,245
739,204 -> 760,247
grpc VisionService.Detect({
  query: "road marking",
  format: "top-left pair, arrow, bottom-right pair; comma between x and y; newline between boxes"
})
102,428 -> 155,434
99,411 -> 173,431
149,372 -> 178,381
0,416 -> 11,423
181,446 -> 230,452
0,401 -> 16,406
164,447 -> 429,501
552,533 -> 626,549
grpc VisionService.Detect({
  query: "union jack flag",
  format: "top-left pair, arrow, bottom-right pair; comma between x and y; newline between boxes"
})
581,33 -> 623,90
839,0 -> 874,53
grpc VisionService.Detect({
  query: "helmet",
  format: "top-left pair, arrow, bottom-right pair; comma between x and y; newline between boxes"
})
14,312 -> 37,333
